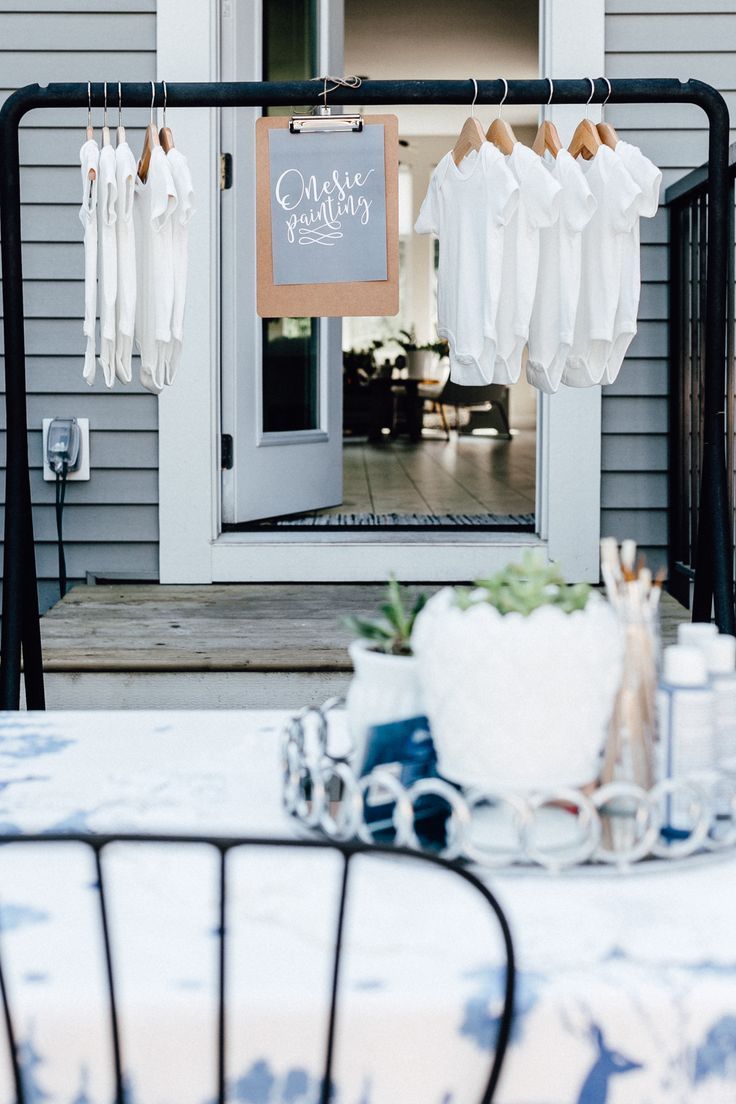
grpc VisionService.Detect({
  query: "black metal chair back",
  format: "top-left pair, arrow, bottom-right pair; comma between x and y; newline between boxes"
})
0,834 -> 514,1104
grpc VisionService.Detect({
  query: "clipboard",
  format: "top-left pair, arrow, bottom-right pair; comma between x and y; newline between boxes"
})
256,113 -> 400,318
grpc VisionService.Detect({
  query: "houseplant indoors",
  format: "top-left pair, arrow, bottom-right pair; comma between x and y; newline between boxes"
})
411,553 -> 624,791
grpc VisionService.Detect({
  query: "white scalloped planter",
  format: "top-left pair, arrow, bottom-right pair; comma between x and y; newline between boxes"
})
346,640 -> 425,770
411,589 -> 623,791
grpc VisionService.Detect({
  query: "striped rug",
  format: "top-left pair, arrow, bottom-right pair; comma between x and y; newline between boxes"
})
247,512 -> 535,531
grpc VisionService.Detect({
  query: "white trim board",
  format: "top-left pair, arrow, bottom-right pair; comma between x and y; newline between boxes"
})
155,0 -> 605,584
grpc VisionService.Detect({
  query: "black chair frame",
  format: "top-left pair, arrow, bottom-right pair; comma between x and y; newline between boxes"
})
0,833 -> 515,1104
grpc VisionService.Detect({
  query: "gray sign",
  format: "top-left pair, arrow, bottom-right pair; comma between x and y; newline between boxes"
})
269,125 -> 387,286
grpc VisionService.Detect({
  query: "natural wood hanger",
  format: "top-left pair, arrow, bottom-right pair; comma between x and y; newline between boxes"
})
568,77 -> 602,160
452,78 -> 486,166
138,80 -> 161,182
486,78 -> 517,155
159,79 -> 175,152
116,81 -> 126,145
532,78 -> 562,158
84,82 -> 96,181
597,77 -> 619,149
101,82 -> 111,148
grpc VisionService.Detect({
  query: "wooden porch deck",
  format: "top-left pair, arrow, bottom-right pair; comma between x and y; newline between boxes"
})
36,583 -> 690,710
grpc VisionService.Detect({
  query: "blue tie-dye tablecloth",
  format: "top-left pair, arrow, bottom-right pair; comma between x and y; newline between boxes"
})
0,710 -> 733,1104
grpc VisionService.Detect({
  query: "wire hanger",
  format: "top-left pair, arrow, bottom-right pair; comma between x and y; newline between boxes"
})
597,76 -> 619,150
116,81 -> 125,145
532,78 -> 562,158
568,77 -> 602,161
138,80 -> 161,183
159,80 -> 174,152
102,82 -> 111,147
451,78 -> 486,167
486,78 -> 517,155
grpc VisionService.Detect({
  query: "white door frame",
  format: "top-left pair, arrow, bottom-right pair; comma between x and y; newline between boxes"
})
156,0 -> 606,584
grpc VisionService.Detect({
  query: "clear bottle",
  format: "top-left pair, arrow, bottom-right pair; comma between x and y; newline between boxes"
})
705,635 -> 736,768
657,644 -> 715,836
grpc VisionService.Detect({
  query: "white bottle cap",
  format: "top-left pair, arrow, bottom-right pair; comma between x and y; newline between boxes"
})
706,634 -> 736,675
677,622 -> 718,648
662,644 -> 708,686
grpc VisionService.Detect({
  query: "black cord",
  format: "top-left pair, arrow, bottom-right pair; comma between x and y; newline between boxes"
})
54,462 -> 68,598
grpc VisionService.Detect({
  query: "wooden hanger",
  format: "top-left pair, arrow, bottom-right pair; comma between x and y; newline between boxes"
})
568,78 -> 602,161
532,78 -> 562,158
116,81 -> 126,146
85,82 -> 95,144
597,76 -> 619,149
101,82 -> 111,148
138,81 -> 161,182
452,79 -> 486,166
85,83 -> 96,181
158,80 -> 175,153
486,78 -> 517,155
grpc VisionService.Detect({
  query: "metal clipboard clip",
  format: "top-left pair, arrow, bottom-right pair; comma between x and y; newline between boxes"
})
289,75 -> 363,134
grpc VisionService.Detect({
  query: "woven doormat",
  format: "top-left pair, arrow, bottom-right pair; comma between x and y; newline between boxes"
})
248,512 -> 535,531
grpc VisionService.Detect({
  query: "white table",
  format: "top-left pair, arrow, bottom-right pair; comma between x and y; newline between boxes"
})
0,711 -> 734,1104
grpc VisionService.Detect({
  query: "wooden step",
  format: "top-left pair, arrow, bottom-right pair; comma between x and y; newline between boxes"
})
34,583 -> 690,710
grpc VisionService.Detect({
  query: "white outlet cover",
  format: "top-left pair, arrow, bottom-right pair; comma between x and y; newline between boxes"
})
42,418 -> 91,481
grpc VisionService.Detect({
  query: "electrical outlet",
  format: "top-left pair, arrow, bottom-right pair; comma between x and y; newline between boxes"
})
42,418 -> 90,481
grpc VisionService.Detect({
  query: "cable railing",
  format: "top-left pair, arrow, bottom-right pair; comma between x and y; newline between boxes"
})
666,145 -> 736,607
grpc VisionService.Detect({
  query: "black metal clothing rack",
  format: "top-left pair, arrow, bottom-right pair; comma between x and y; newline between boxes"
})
0,78 -> 733,711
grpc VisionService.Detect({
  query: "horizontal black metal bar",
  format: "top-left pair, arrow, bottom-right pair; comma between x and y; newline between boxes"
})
0,78 -> 726,125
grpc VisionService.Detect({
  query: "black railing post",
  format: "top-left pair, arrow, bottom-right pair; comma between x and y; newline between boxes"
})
691,85 -> 735,631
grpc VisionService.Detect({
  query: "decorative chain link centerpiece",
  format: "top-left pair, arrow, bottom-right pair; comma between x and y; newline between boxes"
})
281,700 -> 736,874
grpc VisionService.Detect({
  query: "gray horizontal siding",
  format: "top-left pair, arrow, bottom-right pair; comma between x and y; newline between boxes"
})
0,1 -> 158,611
603,2 -> 736,572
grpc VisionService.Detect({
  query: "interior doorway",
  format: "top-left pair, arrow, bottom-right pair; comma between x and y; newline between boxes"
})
241,0 -> 540,533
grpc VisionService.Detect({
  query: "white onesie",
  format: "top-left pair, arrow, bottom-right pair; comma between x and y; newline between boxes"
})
164,148 -> 196,386
487,143 -> 561,386
562,144 -> 643,388
600,141 -> 662,386
526,150 -> 597,394
97,142 -> 118,388
114,140 -> 138,385
134,146 -> 177,394
78,138 -> 99,386
414,143 -> 519,385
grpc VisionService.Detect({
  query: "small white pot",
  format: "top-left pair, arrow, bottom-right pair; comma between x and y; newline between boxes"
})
412,589 -> 623,791
406,349 -> 439,380
346,640 -> 425,770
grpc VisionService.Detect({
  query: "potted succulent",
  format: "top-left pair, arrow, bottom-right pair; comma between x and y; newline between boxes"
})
396,329 -> 448,380
343,577 -> 428,768
411,554 -> 624,791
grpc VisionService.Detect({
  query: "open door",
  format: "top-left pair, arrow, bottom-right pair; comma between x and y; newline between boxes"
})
220,0 -> 344,525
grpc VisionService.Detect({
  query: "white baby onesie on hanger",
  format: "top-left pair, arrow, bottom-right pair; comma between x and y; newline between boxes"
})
78,138 -> 99,386
163,147 -> 196,386
114,140 -> 138,385
526,150 -> 596,394
97,142 -> 118,388
562,144 -> 643,388
486,142 -> 561,386
600,141 -> 662,386
414,143 -> 519,385
134,145 -> 177,394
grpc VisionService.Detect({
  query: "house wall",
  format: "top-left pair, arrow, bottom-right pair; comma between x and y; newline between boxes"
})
0,0 -> 159,612
603,0 -> 736,570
